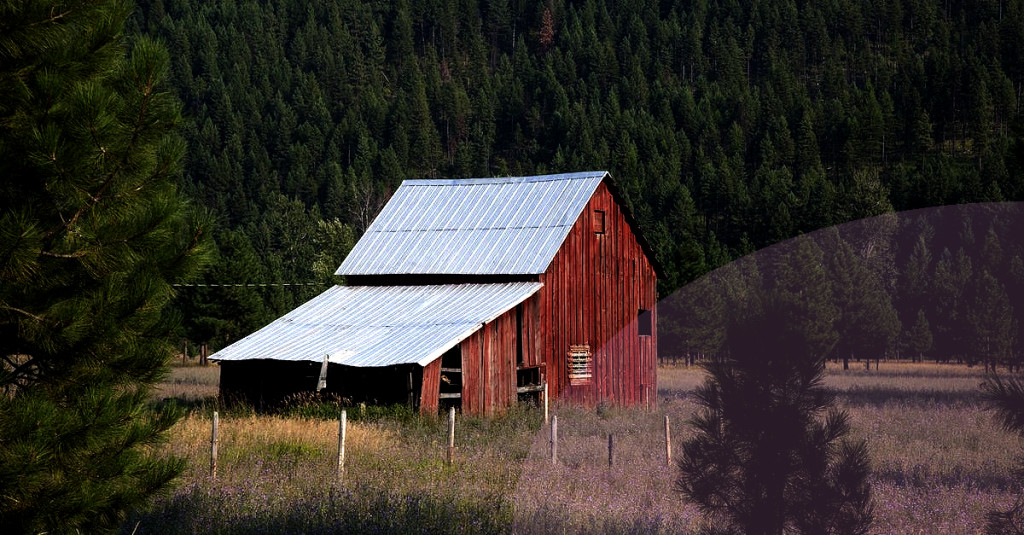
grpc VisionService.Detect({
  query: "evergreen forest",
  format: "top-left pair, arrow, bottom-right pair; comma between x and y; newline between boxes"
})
126,0 -> 1024,356
663,204 -> 1024,368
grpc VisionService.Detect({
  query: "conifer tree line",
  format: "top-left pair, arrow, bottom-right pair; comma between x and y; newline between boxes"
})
663,204 -> 1024,370
125,0 -> 1024,351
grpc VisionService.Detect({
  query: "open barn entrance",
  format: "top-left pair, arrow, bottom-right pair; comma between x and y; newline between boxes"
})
438,347 -> 462,412
333,364 -> 423,410
516,366 -> 544,405
219,359 -> 323,409
219,360 -> 426,411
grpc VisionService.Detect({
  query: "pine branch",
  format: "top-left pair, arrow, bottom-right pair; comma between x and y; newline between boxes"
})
0,304 -> 46,323
26,5 -> 79,28
45,41 -> 169,242
38,249 -> 90,259
981,373 -> 1024,437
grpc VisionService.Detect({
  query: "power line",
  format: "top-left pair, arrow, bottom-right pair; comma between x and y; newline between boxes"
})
171,282 -> 323,288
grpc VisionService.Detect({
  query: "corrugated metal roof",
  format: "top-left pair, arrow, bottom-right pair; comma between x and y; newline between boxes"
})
336,171 -> 608,275
210,282 -> 543,367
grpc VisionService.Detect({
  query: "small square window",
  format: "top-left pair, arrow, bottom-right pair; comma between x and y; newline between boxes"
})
593,210 -> 606,234
568,344 -> 592,385
638,309 -> 652,336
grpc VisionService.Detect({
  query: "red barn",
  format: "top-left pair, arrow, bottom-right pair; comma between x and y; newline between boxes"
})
213,171 -> 659,414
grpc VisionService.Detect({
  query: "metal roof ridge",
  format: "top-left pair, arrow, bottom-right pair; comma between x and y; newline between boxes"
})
404,170 -> 607,186
364,224 -> 570,233
336,281 -> 541,289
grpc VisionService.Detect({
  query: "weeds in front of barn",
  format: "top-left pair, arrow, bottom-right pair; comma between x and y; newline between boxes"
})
126,407 -> 533,534
129,362 -> 1023,534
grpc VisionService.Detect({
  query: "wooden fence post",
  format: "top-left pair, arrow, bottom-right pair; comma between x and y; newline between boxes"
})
550,415 -> 558,465
543,383 -> 549,425
210,411 -> 219,478
665,415 -> 672,466
446,407 -> 456,466
337,410 -> 346,480
608,434 -> 614,466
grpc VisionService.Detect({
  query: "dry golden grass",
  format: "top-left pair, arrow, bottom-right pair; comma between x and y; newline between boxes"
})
654,364 -> 706,401
164,412 -> 396,478
154,364 -> 219,402
133,401 -> 540,533
133,360 -> 1021,534
825,361 -> 986,400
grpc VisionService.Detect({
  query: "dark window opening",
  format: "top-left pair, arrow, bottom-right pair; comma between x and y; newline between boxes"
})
593,210 -> 606,234
516,366 -> 543,405
439,347 -> 462,412
638,309 -> 652,336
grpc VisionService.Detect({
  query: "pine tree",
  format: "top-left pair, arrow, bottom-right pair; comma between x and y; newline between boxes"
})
665,266 -> 728,364
180,228 -> 273,347
931,249 -> 972,362
311,218 -> 356,283
0,1 -> 209,531
676,279 -> 873,534
968,271 -> 1015,372
677,236 -> 870,533
770,237 -> 839,364
828,238 -> 900,370
980,374 -> 1024,533
906,309 -> 934,362
898,227 -> 933,334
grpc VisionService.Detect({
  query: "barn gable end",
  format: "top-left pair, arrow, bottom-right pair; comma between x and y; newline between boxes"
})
537,180 -> 658,409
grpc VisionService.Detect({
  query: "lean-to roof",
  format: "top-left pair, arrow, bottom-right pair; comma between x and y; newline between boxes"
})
210,282 -> 542,367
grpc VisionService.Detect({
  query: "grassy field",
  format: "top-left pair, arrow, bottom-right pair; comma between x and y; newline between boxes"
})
125,361 -> 1022,534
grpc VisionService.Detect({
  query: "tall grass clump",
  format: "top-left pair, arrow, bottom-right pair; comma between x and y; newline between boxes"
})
129,481 -> 511,534
512,403 -> 704,533
124,406 -> 541,534
154,365 -> 220,403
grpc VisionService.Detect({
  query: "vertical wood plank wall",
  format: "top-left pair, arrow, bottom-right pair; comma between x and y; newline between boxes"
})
520,297 -> 543,368
461,329 -> 484,414
537,180 -> 658,408
460,306 -> 522,415
419,357 -> 442,414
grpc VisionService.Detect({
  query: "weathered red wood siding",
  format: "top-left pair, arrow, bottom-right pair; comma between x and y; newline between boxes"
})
459,305 -> 527,415
521,296 -> 542,368
537,180 -> 658,408
419,357 -> 442,414
460,329 -> 484,414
